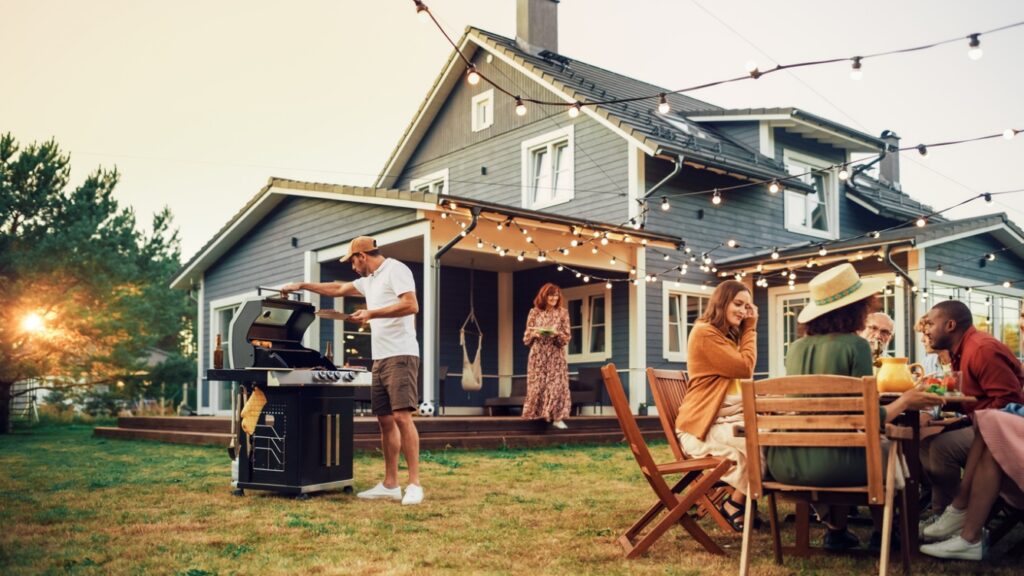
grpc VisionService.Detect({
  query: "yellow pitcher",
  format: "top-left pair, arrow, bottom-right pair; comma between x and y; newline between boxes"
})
876,357 -> 924,393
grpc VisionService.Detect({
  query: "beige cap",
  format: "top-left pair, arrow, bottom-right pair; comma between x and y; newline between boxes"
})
339,236 -> 378,263
797,263 -> 887,324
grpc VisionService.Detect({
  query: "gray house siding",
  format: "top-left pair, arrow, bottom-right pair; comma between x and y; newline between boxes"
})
925,234 -> 1024,284
708,121 -> 761,154
394,51 -> 630,225
201,197 -> 418,366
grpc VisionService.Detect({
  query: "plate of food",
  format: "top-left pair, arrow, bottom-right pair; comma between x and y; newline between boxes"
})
534,326 -> 557,336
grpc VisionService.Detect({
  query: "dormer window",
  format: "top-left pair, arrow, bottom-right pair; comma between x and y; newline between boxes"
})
521,126 -> 574,210
783,150 -> 839,240
410,168 -> 449,196
471,90 -> 494,132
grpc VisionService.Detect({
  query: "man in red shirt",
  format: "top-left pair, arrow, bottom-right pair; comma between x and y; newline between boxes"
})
918,300 -> 1024,541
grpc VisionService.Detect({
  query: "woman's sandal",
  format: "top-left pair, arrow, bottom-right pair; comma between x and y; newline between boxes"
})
718,496 -> 760,532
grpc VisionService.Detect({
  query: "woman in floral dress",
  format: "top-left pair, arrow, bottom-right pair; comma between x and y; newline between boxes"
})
522,283 -> 572,429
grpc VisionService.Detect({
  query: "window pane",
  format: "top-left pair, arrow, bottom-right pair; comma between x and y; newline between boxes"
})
569,328 -> 583,355
590,326 -> 605,353
552,142 -> 570,198
532,148 -> 551,204
782,296 -> 810,366
809,173 -> 829,231
786,193 -> 807,228
568,299 -> 583,355
590,296 -> 605,326
667,295 -> 681,353
1000,298 -> 1021,353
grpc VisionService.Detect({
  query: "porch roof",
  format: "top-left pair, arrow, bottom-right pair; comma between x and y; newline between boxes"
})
713,213 -> 1024,276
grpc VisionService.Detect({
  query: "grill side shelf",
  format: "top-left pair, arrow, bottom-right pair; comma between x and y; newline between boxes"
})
207,369 -> 269,383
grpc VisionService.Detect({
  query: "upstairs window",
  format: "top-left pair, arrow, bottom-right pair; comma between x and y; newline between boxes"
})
471,90 -> 494,132
783,150 -> 839,240
410,168 -> 449,196
521,126 -> 574,210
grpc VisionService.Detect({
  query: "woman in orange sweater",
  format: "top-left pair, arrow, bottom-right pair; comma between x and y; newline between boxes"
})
674,280 -> 757,531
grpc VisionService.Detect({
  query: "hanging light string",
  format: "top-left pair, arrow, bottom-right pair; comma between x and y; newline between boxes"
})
412,1 -> 1024,114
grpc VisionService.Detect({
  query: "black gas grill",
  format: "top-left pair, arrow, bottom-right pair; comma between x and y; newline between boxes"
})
207,291 -> 370,498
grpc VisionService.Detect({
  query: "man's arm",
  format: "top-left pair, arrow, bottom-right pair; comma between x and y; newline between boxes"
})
349,291 -> 418,323
280,281 -> 361,299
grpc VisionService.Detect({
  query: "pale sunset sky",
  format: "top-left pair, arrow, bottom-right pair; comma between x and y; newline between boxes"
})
3,0 -> 1023,260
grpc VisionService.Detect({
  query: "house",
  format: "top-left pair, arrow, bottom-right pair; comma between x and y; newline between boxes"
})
171,0 -> 1024,416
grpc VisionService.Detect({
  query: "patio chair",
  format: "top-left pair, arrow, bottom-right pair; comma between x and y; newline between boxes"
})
646,367 -> 735,532
737,375 -> 908,576
600,363 -> 733,557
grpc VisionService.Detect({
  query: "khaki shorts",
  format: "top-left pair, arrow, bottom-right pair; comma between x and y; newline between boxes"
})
370,355 -> 420,416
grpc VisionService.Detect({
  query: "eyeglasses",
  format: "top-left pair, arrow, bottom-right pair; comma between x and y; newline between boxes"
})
867,325 -> 893,338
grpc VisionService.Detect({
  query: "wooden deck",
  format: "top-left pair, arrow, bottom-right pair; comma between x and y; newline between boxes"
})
93,414 -> 663,451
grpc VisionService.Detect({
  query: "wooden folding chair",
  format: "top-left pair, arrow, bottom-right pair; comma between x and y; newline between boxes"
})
646,367 -> 736,532
600,364 -> 732,557
737,375 -> 909,576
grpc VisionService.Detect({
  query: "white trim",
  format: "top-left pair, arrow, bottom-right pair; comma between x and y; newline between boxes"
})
410,169 -> 450,196
498,272 -> 514,397
317,220 -> 431,263
196,278 -> 206,412
688,113 -> 793,123
272,186 -> 436,212
767,283 -> 810,378
207,290 -> 259,415
421,222 -> 435,406
629,249 -> 647,412
628,143 -> 645,225
782,149 -> 840,241
470,89 -> 494,132
916,223 -> 1013,249
759,121 -> 775,159
924,272 -> 1024,300
521,125 -> 575,210
564,283 -> 613,364
844,191 -> 881,215
661,282 -> 710,362
304,251 -> 319,350
688,114 -> 881,152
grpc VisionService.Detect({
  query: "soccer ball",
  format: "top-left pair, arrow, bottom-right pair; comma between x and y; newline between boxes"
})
418,402 -> 435,417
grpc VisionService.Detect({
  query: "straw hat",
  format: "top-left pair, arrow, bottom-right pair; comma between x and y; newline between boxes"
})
797,263 -> 887,324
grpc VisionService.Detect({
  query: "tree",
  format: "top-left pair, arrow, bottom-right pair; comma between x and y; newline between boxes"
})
0,133 -> 194,433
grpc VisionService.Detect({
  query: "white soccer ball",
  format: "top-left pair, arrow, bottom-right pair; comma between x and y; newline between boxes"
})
418,402 -> 435,417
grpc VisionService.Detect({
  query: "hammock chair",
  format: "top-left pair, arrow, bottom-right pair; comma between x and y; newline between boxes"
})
460,269 -> 484,392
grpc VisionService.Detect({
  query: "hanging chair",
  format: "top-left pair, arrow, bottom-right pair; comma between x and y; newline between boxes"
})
460,270 -> 484,392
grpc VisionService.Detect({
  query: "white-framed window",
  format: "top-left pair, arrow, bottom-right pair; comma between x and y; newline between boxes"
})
998,296 -> 1021,354
410,168 -> 449,196
208,295 -> 246,415
563,283 -> 611,363
521,125 -> 574,210
783,149 -> 839,240
471,89 -> 494,132
662,283 -> 710,361
329,296 -> 372,366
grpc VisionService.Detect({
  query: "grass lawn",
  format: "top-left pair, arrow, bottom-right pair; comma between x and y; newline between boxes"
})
0,425 -> 1019,575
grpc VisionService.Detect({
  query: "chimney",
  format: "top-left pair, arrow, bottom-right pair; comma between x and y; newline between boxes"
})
879,130 -> 900,189
516,0 -> 559,56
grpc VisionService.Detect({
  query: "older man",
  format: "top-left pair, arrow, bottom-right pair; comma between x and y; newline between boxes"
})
860,312 -> 895,360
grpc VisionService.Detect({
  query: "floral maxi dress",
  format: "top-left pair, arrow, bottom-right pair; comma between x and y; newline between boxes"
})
522,307 -> 571,422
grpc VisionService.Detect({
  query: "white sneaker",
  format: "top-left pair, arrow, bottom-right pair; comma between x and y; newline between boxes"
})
922,505 -> 966,541
357,482 -> 402,501
402,484 -> 424,506
920,534 -> 984,561
552,420 -> 568,430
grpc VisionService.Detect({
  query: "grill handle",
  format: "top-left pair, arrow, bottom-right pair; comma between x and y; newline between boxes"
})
257,286 -> 300,300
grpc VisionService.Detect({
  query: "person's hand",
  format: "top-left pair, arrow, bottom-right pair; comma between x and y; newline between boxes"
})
348,308 -> 373,324
742,303 -> 759,327
279,282 -> 303,296
899,385 -> 945,411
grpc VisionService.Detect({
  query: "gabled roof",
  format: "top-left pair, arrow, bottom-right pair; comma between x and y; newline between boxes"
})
844,170 -> 946,223
715,213 -> 1024,273
376,27 -> 809,191
684,107 -> 885,153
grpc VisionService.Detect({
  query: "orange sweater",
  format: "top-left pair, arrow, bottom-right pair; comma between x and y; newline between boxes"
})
675,319 -> 757,440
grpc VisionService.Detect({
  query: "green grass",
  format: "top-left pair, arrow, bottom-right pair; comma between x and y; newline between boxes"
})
0,424 -> 1020,575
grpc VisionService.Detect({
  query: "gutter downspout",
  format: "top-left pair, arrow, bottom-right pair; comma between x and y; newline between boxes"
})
884,245 -> 917,362
640,154 -> 683,226
432,206 -> 481,412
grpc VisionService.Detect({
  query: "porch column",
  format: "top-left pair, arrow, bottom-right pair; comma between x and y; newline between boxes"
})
629,248 -> 647,413
422,226 -> 436,407
196,277 -> 206,414
303,250 -> 320,350
497,272 -> 514,396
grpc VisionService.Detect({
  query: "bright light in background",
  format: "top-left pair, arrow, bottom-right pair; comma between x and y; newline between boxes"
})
21,312 -> 45,333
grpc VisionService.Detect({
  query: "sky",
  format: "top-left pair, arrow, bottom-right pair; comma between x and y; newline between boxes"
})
3,0 -> 1023,261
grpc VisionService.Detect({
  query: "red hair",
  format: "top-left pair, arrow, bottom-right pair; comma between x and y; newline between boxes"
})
533,283 -> 564,310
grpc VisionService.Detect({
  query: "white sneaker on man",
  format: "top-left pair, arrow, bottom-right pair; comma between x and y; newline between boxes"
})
552,420 -> 568,430
357,482 -> 402,501
402,484 -> 424,506
919,534 -> 984,560
921,505 -> 966,541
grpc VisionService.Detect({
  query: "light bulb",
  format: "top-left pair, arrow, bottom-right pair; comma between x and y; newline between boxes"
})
661,196 -> 670,211
476,239 -> 484,248
968,34 -> 983,60
557,265 -> 564,271
517,252 -> 525,262
591,247 -> 598,254
768,180 -> 780,194
983,192 -> 992,203
514,97 -> 527,116
838,168 -> 849,181
610,257 -> 617,265
606,282 -> 612,289
818,246 -> 828,257
537,252 -> 547,262
987,253 -> 996,261
917,144 -> 928,158
415,1 -> 430,23
1004,129 -> 1016,140
663,253 -> 670,261
657,93 -> 670,114
632,219 -> 641,230
936,265 -> 944,277
561,248 -> 569,256
711,189 -> 722,205
916,217 -> 927,228
727,239 -> 737,248
600,237 -> 609,246
771,248 -> 780,260
570,239 -> 579,247
467,67 -> 480,85
870,231 -> 880,239
568,102 -> 581,118
850,56 -> 863,80
745,61 -> 759,75
583,275 -> 590,283
1003,281 -> 1012,288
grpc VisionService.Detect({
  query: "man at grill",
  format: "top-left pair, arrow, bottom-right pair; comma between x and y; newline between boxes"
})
281,235 -> 424,506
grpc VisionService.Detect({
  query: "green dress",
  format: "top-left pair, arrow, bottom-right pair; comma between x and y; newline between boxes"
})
765,333 -> 875,487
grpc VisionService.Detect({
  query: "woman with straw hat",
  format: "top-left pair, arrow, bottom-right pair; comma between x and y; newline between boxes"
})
766,263 -> 943,552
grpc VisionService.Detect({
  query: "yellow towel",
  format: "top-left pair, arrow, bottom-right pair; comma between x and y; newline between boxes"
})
240,387 -> 267,436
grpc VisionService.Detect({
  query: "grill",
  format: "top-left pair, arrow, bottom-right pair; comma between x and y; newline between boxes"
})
208,291 -> 370,498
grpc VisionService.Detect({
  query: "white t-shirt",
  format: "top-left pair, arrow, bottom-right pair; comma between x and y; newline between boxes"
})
352,258 -> 420,360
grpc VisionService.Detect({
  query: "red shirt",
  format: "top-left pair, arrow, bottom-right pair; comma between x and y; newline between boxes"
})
950,326 -> 1024,414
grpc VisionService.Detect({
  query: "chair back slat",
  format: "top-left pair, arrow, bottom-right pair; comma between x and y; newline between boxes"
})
740,375 -> 884,503
601,364 -> 676,503
646,368 -> 688,461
